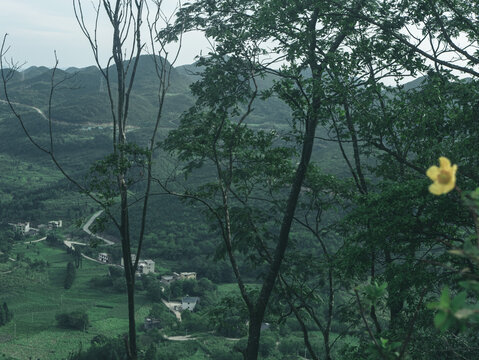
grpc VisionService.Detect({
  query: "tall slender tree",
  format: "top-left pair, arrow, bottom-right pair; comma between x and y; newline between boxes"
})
1,1 -> 181,358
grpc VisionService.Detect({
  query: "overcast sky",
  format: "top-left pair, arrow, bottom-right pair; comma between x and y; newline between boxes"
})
0,0 -> 210,69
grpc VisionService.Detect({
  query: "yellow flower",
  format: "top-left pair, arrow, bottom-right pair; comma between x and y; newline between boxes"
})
426,157 -> 457,195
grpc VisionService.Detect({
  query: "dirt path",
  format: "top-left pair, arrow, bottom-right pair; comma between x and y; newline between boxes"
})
161,299 -> 182,321
163,334 -> 196,341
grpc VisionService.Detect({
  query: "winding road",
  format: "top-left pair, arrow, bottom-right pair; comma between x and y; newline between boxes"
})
82,210 -> 114,245
63,210 -> 115,262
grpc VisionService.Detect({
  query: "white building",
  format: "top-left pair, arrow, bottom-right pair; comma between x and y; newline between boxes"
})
48,220 -> 63,229
179,272 -> 197,280
98,253 -> 110,263
10,222 -> 30,235
138,259 -> 155,275
181,296 -> 200,311
160,275 -> 175,285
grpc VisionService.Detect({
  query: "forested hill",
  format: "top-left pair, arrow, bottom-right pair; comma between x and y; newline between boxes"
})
0,55 -> 291,130
0,54 -> 426,233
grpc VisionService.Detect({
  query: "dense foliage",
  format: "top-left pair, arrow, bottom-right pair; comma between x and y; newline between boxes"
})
56,310 -> 89,331
2,0 -> 479,359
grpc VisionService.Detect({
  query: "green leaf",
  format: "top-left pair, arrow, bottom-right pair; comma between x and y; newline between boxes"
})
434,311 -> 448,329
451,291 -> 467,312
380,337 -> 388,348
439,287 -> 451,308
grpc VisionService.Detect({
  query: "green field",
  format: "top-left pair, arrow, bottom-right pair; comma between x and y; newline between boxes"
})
0,241 -> 151,360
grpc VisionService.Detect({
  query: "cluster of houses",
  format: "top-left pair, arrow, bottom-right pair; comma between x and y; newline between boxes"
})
160,271 -> 197,285
9,220 -> 63,235
97,253 -> 156,275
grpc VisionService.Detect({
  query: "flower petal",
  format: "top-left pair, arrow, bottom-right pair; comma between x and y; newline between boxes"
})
426,166 -> 440,180
429,182 -> 445,195
441,181 -> 455,194
451,164 -> 458,176
439,157 -> 451,170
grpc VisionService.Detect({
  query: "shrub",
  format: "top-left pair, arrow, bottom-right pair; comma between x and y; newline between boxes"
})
112,277 -> 127,293
145,280 -> 162,301
89,275 -> 113,288
67,336 -> 127,360
278,336 -> 304,356
259,334 -> 277,358
56,311 -> 89,330
109,266 -> 124,278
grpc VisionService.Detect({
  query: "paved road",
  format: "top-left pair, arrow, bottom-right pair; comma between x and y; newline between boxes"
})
82,210 -> 114,245
0,99 -> 69,126
24,236 -> 46,244
63,240 -> 87,251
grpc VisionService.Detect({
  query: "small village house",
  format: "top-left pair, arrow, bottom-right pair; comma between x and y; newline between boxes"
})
10,222 -> 30,235
138,259 -> 155,275
160,275 -> 175,285
181,296 -> 200,311
144,317 -> 161,330
179,272 -> 197,280
160,271 -> 197,285
98,253 -> 110,263
48,220 -> 63,229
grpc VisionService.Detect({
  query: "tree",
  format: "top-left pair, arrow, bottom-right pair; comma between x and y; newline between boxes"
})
0,302 -> 12,326
356,0 -> 479,80
64,261 -> 76,289
56,310 -> 89,330
73,247 -> 82,268
162,1 -> 479,358
162,1 -> 401,358
1,1 -> 181,358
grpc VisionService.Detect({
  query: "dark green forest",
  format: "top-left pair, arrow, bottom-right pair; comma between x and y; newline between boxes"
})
1,0 -> 479,359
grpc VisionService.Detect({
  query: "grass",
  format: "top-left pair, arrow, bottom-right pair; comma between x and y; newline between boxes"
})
0,241 -> 152,360
216,283 -> 260,298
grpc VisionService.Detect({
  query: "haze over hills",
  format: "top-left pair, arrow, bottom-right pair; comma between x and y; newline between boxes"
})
0,55 -> 298,228
0,54 -> 427,226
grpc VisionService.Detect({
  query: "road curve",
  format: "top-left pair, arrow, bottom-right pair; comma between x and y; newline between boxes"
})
82,210 -> 114,245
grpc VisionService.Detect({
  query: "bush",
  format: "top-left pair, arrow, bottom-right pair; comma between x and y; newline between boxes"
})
109,266 -> 124,278
46,233 -> 61,246
145,280 -> 163,301
112,277 -> 127,293
67,336 -> 127,360
278,336 -> 304,356
259,334 -> 277,358
91,334 -> 109,346
56,311 -> 89,330
181,311 -> 210,333
149,303 -> 177,330
90,276 -> 113,288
